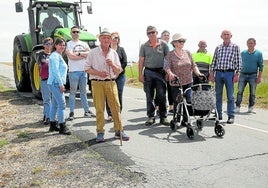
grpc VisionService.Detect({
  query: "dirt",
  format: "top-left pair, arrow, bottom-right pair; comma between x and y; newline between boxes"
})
0,76 -> 145,188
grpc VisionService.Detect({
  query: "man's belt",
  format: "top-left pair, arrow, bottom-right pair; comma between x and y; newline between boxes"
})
240,72 -> 257,75
215,69 -> 234,72
145,67 -> 163,72
91,79 -> 115,81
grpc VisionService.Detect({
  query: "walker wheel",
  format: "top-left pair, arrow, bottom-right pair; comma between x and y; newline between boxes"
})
215,124 -> 225,137
186,126 -> 196,139
170,120 -> 178,131
196,120 -> 203,130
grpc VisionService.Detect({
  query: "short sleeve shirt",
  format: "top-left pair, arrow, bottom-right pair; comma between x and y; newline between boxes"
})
139,40 -> 169,68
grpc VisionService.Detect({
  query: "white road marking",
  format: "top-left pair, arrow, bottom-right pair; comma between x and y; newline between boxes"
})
235,123 -> 268,134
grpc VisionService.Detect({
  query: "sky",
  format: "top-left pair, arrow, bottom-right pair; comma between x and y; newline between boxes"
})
1,0 -> 268,62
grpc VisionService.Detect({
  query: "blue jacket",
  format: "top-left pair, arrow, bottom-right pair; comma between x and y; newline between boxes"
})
47,51 -> 67,86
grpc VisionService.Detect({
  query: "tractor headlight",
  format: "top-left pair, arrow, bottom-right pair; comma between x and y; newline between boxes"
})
36,3 -> 41,9
88,41 -> 96,49
43,3 -> 48,9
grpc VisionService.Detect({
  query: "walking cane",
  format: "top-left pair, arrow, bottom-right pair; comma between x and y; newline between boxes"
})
107,60 -> 123,146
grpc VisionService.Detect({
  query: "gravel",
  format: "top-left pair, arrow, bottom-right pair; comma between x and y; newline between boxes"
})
0,76 -> 145,188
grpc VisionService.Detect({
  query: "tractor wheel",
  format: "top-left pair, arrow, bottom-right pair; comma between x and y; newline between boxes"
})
29,53 -> 42,99
13,40 -> 31,91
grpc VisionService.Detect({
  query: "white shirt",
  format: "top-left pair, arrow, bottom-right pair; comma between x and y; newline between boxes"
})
66,40 -> 89,72
85,46 -> 121,80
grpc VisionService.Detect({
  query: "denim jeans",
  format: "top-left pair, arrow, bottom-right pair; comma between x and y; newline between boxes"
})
49,83 -> 66,123
40,79 -> 51,119
143,69 -> 167,118
215,71 -> 235,118
68,71 -> 89,113
236,73 -> 257,108
106,74 -> 126,116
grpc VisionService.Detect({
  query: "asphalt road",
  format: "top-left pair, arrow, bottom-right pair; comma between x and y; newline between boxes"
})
1,62 -> 268,188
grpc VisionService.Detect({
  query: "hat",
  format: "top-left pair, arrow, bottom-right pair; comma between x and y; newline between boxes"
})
98,28 -> 111,37
172,33 -> 186,41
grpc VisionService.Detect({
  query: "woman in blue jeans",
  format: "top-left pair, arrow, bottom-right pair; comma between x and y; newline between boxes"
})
38,37 -> 53,125
106,32 -> 127,121
47,38 -> 71,135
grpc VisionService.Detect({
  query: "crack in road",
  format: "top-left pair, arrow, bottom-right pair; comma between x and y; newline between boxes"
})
192,152 -> 268,171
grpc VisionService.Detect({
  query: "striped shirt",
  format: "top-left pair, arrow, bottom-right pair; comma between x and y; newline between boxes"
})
211,42 -> 242,71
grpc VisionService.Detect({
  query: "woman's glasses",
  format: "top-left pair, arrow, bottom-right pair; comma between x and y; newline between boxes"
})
174,40 -> 186,44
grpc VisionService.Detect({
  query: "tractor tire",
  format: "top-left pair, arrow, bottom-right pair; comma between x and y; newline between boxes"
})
29,53 -> 42,99
13,40 -> 31,92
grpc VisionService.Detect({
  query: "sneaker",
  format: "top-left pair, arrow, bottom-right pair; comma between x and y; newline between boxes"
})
69,112 -> 74,120
227,117 -> 234,124
84,112 -> 92,118
145,117 -> 155,126
106,116 -> 113,122
96,133 -> 104,142
235,106 -> 240,113
115,131 -> 130,141
160,118 -> 169,126
88,110 -> 96,117
248,107 -> 255,113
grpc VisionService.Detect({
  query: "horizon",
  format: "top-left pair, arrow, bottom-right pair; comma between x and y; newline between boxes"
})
0,0 -> 267,62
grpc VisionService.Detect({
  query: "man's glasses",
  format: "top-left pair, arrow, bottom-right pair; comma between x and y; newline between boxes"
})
147,31 -> 156,35
45,43 -> 52,46
174,40 -> 186,44
72,31 -> 80,34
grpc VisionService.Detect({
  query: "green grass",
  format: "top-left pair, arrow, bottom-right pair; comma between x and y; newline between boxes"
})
17,131 -> 31,138
125,61 -> 268,109
125,63 -> 143,88
0,139 -> 9,148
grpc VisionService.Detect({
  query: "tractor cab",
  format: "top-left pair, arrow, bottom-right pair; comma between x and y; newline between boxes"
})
15,0 -> 93,46
13,0 -> 96,99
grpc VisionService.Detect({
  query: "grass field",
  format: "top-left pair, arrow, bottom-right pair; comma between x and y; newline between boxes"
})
125,60 -> 268,109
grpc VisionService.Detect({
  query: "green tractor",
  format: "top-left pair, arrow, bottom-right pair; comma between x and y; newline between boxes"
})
13,0 -> 97,99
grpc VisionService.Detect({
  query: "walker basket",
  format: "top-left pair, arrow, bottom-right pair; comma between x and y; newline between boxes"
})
191,84 -> 216,111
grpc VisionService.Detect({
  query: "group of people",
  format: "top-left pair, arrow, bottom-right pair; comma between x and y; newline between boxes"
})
38,26 -> 130,142
139,26 -> 264,127
39,26 -> 95,135
38,24 -> 264,142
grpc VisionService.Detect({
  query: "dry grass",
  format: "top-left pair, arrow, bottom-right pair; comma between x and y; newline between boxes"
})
0,75 -> 145,187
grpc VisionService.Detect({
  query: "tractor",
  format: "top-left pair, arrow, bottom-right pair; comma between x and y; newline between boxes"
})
13,0 -> 97,99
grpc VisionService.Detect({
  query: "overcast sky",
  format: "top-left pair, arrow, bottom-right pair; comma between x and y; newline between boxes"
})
1,0 -> 268,62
